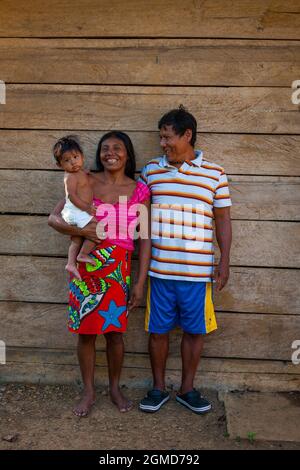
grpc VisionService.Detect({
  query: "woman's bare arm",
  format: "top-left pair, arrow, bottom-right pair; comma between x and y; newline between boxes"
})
128,198 -> 152,310
48,198 -> 101,243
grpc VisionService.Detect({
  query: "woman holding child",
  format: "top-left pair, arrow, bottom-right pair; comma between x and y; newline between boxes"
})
48,131 -> 151,417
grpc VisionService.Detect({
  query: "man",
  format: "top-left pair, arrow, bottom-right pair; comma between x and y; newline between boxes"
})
138,106 -> 232,414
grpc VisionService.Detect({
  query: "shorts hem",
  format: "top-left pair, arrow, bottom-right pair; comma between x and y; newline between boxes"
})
182,326 -> 218,335
146,327 -> 174,334
68,327 -> 127,335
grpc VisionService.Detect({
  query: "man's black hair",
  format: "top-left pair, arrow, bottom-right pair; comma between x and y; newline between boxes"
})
158,105 -> 197,147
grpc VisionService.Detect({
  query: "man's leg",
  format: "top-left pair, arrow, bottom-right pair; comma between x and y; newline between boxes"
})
180,332 -> 204,394
176,281 -> 216,394
140,277 -> 175,412
139,332 -> 170,412
149,332 -> 169,391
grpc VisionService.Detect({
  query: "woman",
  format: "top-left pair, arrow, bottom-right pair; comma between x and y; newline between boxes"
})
48,131 -> 151,416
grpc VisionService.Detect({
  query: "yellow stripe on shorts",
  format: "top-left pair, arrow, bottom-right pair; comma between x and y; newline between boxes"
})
145,277 -> 151,332
204,282 -> 217,333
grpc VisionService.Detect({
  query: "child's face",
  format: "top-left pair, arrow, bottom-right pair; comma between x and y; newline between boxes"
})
58,150 -> 84,173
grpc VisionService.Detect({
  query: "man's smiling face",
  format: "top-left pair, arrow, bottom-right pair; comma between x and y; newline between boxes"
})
159,125 -> 192,162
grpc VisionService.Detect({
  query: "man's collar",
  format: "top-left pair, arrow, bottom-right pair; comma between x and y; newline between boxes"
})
159,150 -> 203,168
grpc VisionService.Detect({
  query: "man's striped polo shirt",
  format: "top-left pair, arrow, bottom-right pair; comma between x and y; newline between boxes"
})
139,150 -> 232,282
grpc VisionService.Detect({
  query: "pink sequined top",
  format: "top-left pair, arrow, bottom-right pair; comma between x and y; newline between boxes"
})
93,181 -> 150,251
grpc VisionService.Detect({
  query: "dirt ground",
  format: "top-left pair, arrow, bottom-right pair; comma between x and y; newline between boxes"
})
0,383 -> 299,450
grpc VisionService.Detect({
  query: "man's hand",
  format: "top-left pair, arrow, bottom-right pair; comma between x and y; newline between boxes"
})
213,260 -> 230,291
128,283 -> 144,311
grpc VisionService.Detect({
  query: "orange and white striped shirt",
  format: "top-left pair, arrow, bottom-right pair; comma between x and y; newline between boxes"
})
139,150 -> 232,282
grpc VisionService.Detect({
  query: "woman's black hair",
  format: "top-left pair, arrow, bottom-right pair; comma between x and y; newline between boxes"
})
158,105 -> 197,147
95,131 -> 136,180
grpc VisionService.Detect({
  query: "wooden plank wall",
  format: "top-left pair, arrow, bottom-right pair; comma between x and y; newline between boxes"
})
0,0 -> 300,391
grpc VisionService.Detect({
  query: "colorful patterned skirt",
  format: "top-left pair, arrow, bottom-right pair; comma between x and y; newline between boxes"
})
68,242 -> 131,335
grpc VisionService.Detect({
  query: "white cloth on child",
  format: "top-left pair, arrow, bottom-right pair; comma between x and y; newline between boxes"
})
61,198 -> 93,228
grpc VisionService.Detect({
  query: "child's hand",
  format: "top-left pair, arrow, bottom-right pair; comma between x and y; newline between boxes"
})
128,283 -> 144,311
88,204 -> 97,216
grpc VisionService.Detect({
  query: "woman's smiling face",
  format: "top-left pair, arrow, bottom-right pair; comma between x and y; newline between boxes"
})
100,137 -> 128,172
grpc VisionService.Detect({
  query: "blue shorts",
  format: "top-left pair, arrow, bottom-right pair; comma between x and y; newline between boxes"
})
145,277 -> 217,334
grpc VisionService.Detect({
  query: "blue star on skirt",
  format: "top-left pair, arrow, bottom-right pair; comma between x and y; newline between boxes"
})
99,300 -> 126,331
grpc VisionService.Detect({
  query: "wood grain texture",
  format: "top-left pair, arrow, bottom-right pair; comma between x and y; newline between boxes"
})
1,85 -> 298,134
0,0 -> 299,39
1,170 -> 299,221
1,302 -> 299,360
0,0 -> 299,390
4,348 -> 300,391
1,38 -> 299,86
6,346 -> 298,375
1,130 -> 299,176
0,256 -> 298,314
1,216 -> 299,268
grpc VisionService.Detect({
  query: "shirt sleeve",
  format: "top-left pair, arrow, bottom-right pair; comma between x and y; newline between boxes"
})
138,165 -> 149,186
136,182 -> 151,203
213,171 -> 232,208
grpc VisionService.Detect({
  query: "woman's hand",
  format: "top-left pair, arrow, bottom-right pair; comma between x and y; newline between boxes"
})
81,221 -> 102,244
128,282 -> 144,311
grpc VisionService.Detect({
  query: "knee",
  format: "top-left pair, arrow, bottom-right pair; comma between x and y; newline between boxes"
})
105,332 -> 123,345
78,334 -> 96,343
150,332 -> 169,342
183,332 -> 204,343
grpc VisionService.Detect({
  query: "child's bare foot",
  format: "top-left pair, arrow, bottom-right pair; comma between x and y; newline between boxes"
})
109,387 -> 133,413
77,254 -> 97,266
73,389 -> 96,418
65,263 -> 81,280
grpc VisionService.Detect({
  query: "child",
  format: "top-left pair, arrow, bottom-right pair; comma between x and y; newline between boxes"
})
53,135 -> 98,280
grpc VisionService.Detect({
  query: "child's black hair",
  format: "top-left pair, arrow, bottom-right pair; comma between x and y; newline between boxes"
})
158,105 -> 197,147
96,131 -> 136,180
53,135 -> 83,164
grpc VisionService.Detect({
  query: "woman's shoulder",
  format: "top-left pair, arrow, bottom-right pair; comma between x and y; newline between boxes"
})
132,181 -> 151,203
88,171 -> 104,185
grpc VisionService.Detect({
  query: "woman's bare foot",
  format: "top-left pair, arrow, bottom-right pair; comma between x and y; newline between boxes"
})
73,389 -> 96,417
65,263 -> 81,280
77,254 -> 97,266
109,387 -> 133,413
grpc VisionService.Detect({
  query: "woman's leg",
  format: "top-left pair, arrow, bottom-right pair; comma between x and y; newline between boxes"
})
104,332 -> 133,412
65,236 -> 82,279
73,333 -> 97,417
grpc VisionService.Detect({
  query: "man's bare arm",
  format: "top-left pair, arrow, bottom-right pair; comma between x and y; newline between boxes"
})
213,206 -> 232,291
